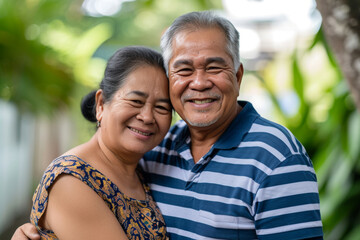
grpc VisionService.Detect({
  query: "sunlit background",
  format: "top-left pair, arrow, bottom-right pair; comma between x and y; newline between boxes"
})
1,0 -> 359,239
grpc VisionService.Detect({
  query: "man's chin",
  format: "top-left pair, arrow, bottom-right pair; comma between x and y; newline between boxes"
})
185,117 -> 219,128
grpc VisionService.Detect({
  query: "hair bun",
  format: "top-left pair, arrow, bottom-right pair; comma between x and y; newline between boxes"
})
80,90 -> 97,122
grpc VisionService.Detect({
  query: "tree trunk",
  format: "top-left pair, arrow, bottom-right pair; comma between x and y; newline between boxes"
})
316,0 -> 360,111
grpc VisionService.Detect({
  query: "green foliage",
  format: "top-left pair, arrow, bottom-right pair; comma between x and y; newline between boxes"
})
0,0 -> 72,114
0,0 -> 222,116
0,0 -> 112,115
253,27 -> 360,239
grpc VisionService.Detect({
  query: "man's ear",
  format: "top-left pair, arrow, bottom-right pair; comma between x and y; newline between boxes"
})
235,63 -> 244,88
95,89 -> 104,122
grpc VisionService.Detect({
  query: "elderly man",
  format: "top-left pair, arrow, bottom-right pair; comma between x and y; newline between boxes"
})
13,11 -> 323,240
140,11 -> 323,240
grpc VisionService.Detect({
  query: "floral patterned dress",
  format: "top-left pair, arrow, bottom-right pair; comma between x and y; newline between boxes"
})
30,155 -> 168,240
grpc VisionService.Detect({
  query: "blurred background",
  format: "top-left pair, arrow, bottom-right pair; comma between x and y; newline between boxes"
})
1,0 -> 359,239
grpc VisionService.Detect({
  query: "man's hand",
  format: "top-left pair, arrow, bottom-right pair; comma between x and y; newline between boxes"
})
11,223 -> 40,240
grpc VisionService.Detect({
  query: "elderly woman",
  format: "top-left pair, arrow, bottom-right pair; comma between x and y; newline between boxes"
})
28,46 -> 172,239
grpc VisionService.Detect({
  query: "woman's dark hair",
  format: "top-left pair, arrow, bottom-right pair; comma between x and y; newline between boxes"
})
80,46 -> 166,123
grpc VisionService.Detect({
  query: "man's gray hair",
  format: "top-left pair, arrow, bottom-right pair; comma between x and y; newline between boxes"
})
160,11 -> 240,75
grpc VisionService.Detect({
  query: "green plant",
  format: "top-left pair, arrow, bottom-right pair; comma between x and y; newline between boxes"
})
0,0 -> 112,115
252,27 -> 360,239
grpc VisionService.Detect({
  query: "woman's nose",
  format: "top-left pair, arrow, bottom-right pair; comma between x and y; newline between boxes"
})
136,104 -> 155,124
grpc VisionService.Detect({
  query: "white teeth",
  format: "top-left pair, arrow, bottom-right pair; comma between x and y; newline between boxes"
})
129,127 -> 151,136
193,99 -> 213,104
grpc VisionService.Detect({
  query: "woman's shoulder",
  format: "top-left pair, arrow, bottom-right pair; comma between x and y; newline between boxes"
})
30,154 -> 114,220
32,155 -> 90,200
43,155 -> 88,177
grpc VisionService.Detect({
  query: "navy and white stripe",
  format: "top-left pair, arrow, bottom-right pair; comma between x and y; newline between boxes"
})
140,101 -> 323,240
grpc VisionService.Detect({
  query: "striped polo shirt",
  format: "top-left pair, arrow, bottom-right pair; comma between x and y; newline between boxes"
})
140,101 -> 323,240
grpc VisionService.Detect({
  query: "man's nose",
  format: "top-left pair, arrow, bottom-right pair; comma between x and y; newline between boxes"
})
189,71 -> 212,91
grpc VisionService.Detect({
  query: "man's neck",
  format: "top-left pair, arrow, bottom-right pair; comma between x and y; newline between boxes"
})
190,134 -> 217,163
189,103 -> 242,163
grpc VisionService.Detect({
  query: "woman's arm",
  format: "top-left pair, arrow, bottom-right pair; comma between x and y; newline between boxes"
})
43,174 -> 128,240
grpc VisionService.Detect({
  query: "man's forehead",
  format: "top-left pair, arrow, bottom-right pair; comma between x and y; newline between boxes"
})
171,27 -> 225,47
169,28 -> 231,68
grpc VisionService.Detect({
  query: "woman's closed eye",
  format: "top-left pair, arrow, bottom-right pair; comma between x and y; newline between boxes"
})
155,104 -> 172,114
130,99 -> 144,106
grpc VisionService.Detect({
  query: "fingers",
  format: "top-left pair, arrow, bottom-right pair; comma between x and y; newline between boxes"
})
11,223 -> 40,240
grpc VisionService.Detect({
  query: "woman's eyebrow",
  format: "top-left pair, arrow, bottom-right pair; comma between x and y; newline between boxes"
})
127,91 -> 148,97
127,91 -> 171,104
158,98 -> 171,104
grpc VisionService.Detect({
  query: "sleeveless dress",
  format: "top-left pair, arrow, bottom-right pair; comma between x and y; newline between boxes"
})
30,155 -> 168,240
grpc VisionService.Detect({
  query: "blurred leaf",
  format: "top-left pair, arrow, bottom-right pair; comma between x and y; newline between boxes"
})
345,225 -> 360,240
291,53 -> 305,103
0,0 -> 113,115
348,112 -> 360,160
314,27 -> 343,79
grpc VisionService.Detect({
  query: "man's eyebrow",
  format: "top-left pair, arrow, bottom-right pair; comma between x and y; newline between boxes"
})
205,57 -> 227,65
172,59 -> 193,68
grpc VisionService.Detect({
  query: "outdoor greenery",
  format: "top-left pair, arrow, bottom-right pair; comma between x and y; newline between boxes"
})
1,0 -> 359,239
253,28 -> 360,239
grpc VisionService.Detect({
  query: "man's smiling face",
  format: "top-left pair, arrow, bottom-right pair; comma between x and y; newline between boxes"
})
168,27 -> 242,129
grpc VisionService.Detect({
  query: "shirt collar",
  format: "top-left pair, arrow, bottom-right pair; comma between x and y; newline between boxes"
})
174,101 -> 259,151
213,101 -> 259,150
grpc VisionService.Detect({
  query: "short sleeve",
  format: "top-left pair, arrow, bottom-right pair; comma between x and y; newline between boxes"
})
253,154 -> 323,239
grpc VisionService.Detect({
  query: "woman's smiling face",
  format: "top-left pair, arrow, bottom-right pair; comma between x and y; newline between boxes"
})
96,65 -> 172,159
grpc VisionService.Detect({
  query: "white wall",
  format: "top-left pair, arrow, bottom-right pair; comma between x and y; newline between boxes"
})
0,100 -> 35,233
0,100 -> 76,235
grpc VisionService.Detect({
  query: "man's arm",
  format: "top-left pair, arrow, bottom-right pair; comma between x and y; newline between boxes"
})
254,155 -> 323,239
11,223 -> 40,240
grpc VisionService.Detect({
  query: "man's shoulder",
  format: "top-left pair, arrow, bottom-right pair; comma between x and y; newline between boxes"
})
237,101 -> 293,139
240,114 -> 309,163
249,114 -> 296,140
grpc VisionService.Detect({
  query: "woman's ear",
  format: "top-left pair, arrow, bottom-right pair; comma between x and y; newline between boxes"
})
95,89 -> 104,122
